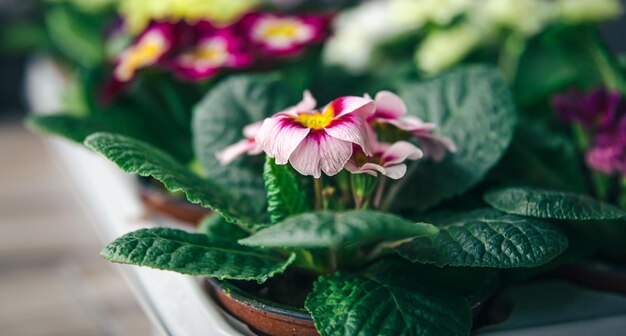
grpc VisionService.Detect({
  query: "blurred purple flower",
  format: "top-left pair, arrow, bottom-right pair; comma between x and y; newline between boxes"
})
552,87 -> 622,131
586,115 -> 626,175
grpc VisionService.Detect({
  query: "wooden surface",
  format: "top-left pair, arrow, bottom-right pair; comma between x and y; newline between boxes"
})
0,122 -> 152,336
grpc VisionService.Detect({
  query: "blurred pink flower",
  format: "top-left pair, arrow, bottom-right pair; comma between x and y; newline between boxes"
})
240,13 -> 330,57
345,141 -> 422,179
113,22 -> 177,82
169,22 -> 253,80
256,91 -> 375,178
368,91 -> 456,161
552,87 -> 622,131
216,121 -> 263,165
586,115 -> 626,175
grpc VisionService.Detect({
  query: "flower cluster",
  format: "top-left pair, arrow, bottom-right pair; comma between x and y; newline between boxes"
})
552,88 -> 626,175
110,12 -> 330,83
217,90 -> 455,180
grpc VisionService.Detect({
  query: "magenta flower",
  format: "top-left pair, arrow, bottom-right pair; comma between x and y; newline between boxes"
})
345,141 -> 423,180
552,87 -> 622,131
586,115 -> 626,175
216,121 -> 263,165
169,22 -> 253,80
256,91 -> 375,178
113,22 -> 177,82
368,91 -> 456,161
240,13 -> 330,57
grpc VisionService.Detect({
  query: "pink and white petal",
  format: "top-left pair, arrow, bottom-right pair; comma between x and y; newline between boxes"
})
288,135 -> 322,178
383,141 -> 423,165
417,132 -> 457,152
348,162 -> 379,177
243,121 -> 263,139
325,115 -> 373,155
381,164 -> 408,180
318,135 -> 354,176
256,116 -> 309,164
328,96 -> 375,118
215,139 -> 256,165
385,117 -> 436,132
277,90 -> 317,117
417,134 -> 456,162
374,91 -> 407,120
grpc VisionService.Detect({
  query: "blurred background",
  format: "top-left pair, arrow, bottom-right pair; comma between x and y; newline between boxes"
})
0,0 -> 625,335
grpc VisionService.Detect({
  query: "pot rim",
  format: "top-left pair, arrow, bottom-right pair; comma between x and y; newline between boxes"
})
206,278 -> 314,322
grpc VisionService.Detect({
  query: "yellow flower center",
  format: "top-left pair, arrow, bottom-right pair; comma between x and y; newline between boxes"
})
180,40 -> 228,68
261,20 -> 302,39
116,33 -> 167,81
294,106 -> 334,130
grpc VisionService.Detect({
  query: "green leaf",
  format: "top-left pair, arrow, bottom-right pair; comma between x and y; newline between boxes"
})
26,115 -> 101,143
264,157 -> 311,224
101,228 -> 294,282
484,187 -> 626,220
193,73 -> 299,220
198,214 -> 249,241
394,209 -> 568,268
393,66 -> 516,211
239,211 -> 438,249
85,132 -> 260,225
305,273 -> 471,336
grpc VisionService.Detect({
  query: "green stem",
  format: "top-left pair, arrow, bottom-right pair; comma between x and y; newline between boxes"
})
498,34 -> 526,84
314,178 -> 324,210
373,178 -> 387,210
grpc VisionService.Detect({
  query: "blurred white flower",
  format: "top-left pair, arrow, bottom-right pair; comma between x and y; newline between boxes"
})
416,24 -> 481,74
555,0 -> 623,24
480,0 -> 555,36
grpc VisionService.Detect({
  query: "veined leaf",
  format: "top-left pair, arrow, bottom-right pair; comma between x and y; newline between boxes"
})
394,209 -> 568,268
484,187 -> 626,220
198,215 -> 249,241
85,132 -> 262,225
264,157 -> 311,224
305,273 -> 471,336
393,66 -> 516,211
193,73 -> 299,219
239,211 -> 438,249
102,228 -> 294,283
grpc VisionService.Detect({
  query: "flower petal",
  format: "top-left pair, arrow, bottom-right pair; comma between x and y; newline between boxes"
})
215,139 -> 258,165
381,164 -> 408,180
289,132 -> 352,178
385,116 -> 436,132
325,114 -> 374,155
382,141 -> 423,165
417,133 -> 457,162
256,115 -> 309,164
374,90 -> 407,120
329,96 -> 375,118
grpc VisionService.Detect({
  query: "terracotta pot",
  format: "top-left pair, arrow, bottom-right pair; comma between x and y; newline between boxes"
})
207,272 -> 499,336
138,178 -> 211,226
207,279 -> 318,336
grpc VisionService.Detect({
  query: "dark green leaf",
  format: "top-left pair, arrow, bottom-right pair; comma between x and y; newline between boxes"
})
264,157 -> 311,224
198,215 -> 249,241
85,132 -> 261,225
193,73 -> 299,219
392,66 -> 516,211
239,211 -> 438,249
485,187 -> 626,220
305,273 -> 471,336
394,209 -> 568,268
101,228 -> 293,282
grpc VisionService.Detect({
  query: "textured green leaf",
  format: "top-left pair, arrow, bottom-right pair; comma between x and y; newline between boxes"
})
485,187 -> 626,220
26,115 -> 101,143
239,211 -> 438,249
305,273 -> 471,336
393,66 -> 516,211
101,228 -> 294,282
198,215 -> 249,241
193,73 -> 299,219
263,157 -> 311,224
394,209 -> 568,268
85,132 -> 260,225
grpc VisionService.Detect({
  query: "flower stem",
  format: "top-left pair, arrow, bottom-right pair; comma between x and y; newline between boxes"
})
373,178 -> 387,210
314,178 -> 324,210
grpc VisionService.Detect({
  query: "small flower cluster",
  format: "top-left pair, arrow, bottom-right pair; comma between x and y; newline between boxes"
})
552,87 -> 626,175
110,12 -> 330,83
218,91 -> 455,180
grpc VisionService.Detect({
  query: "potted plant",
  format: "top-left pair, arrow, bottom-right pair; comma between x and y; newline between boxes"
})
24,0 -> 626,334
